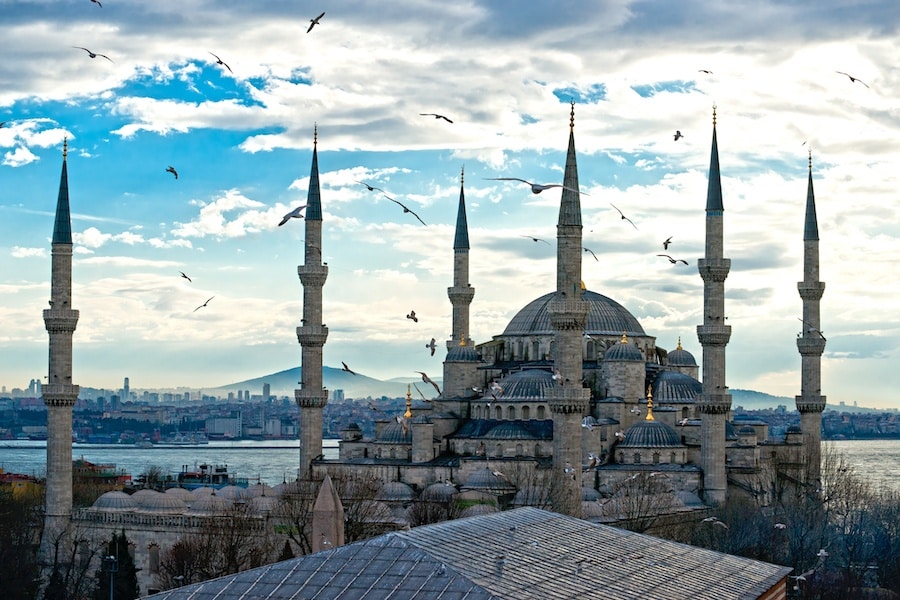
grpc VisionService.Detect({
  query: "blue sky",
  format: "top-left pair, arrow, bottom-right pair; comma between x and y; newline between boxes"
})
1,0 -> 897,408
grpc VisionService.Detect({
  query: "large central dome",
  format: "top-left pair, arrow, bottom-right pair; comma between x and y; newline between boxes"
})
502,290 -> 645,337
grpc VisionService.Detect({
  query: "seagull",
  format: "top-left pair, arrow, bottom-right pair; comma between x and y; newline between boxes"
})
179,271 -> 192,283
355,180 -> 385,193
341,361 -> 357,376
581,417 -> 595,431
208,52 -> 233,74
674,130 -> 684,141
419,113 -> 453,123
551,368 -> 563,385
586,452 -> 599,469
610,203 -> 638,229
657,254 -> 688,265
583,247 -> 598,261
307,11 -> 325,33
817,549 -> 829,558
385,195 -> 427,226
698,69 -> 713,74
614,430 -> 626,441
797,318 -> 826,341
0,121 -> 5,128
89,0 -> 102,7
166,166 -> 178,180
415,371 -> 442,397
278,205 -> 307,226
406,310 -> 418,323
630,407 -> 641,415
677,418 -> 690,426
489,381 -> 504,400
193,296 -> 214,312
521,235 -> 550,245
73,47 -> 113,62
663,236 -> 673,250
485,177 -> 584,195
395,414 -> 409,434
426,337 -> 437,356
774,523 -> 786,530
835,71 -> 869,88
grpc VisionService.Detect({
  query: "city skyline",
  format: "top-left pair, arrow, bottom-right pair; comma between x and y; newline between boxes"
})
1,1 -> 897,408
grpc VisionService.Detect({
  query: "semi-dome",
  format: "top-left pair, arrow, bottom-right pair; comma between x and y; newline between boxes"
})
619,420 -> 683,448
496,369 -> 554,399
503,290 -> 645,337
376,421 -> 411,444
376,481 -> 416,502
667,339 -> 697,366
92,491 -> 137,512
484,421 -> 536,440
653,370 -> 702,403
446,344 -> 480,362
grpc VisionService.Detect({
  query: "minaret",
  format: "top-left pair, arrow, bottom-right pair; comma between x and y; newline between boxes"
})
547,103 -> 590,517
296,126 -> 329,479
42,138 -> 80,547
796,149 -> 826,480
696,107 -> 732,506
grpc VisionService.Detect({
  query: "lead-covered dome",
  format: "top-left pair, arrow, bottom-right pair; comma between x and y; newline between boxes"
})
667,340 -> 697,367
92,491 -> 137,512
619,420 -> 683,448
497,369 -> 554,399
603,337 -> 644,362
503,291 -> 645,337
652,370 -> 701,403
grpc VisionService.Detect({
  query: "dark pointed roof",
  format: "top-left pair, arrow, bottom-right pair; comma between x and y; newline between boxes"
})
804,153 -> 819,241
706,109 -> 723,213
305,127 -> 322,221
52,141 -> 72,244
558,102 -> 582,227
453,169 -> 469,250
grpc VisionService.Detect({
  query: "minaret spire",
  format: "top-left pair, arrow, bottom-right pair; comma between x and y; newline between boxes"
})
548,103 -> 590,517
296,127 -> 329,478
696,105 -> 732,506
41,139 -> 80,556
796,150 -> 826,481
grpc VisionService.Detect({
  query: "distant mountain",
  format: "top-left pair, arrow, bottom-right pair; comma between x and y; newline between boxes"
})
730,389 -> 795,410
215,366 -> 426,399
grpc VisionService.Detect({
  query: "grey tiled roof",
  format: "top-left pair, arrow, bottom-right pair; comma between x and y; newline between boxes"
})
144,508 -> 790,600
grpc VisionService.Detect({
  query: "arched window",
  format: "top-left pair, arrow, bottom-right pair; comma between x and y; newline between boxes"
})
389,448 -> 396,459
652,452 -> 660,464
515,443 -> 524,456
522,405 -> 530,419
508,406 -> 516,419
495,405 -> 502,419
495,443 -> 503,457
633,453 -> 641,464
463,442 -> 471,455
535,444 -> 542,457
148,544 -> 160,575
537,406 -> 546,419
670,452 -> 677,463
475,405 -> 482,419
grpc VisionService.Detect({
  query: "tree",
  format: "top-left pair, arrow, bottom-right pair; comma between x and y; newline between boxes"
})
0,488 -> 42,600
41,522 -> 103,600
92,530 -> 139,600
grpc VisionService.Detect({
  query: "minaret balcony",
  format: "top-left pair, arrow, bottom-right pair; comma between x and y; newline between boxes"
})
447,286 -> 475,304
297,264 -> 328,286
796,336 -> 826,355
295,387 -> 328,408
547,299 -> 589,330
795,394 -> 826,414
797,281 -> 825,301
42,309 -> 80,333
42,384 -> 80,407
696,324 -> 731,345
296,324 -> 329,346
697,258 -> 731,282
697,391 -> 732,414
547,386 -> 590,414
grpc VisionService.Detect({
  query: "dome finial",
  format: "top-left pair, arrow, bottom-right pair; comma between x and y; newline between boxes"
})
460,336 -> 467,347
676,336 -> 683,351
569,100 -> 575,131
645,385 -> 655,421
405,385 -> 412,418
461,164 -> 465,185
712,104 -> 717,127
808,146 -> 813,172
620,331 -> 628,344
313,123 -> 318,146
62,137 -> 68,159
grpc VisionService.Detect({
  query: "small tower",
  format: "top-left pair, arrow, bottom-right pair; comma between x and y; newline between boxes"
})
42,139 -> 80,551
296,126 -> 329,479
696,107 -> 732,506
796,149 -> 826,480
547,103 -> 590,517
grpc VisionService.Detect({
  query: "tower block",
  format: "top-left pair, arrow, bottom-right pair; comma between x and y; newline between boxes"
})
296,128 -> 329,479
696,108 -> 732,506
796,151 -> 826,480
42,140 -> 80,550
548,104 -> 590,517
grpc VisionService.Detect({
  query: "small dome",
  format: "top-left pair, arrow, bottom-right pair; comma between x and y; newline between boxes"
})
376,421 -> 411,444
463,468 -> 516,493
667,342 -> 697,366
92,491 -> 137,512
603,338 -> 644,362
360,501 -> 394,523
138,492 -> 187,514
188,493 -> 231,515
376,481 -> 416,502
619,420 -> 683,448
582,487 -> 601,502
191,486 -> 216,497
421,482 -> 457,502
738,426 -> 756,435
217,485 -> 250,501
786,425 -> 802,434
130,489 -> 161,506
447,344 -> 480,362
653,370 -> 701,403
503,291 -> 645,337
250,494 -> 280,513
496,369 -> 555,399
247,483 -> 275,498
165,487 -> 195,504
582,501 -> 605,518
458,503 -> 499,518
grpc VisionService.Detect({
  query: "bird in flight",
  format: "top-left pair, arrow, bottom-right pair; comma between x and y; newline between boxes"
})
193,296 -> 214,312
278,205 -> 307,226
89,0 -> 102,7
406,310 -> 418,323
490,381 -> 504,400
0,121 -> 6,128
208,52 -> 233,74
415,371 -> 442,397
419,113 -> 453,123
385,195 -> 427,226
698,69 -> 713,74
835,71 -> 869,88
166,166 -> 178,179
521,235 -> 550,245
355,181 -> 385,194
179,271 -> 192,283
583,247 -> 598,262
426,337 -> 437,356
484,177 -> 584,195
663,236 -> 673,250
412,383 -> 432,402
797,318 -> 826,341
307,11 -> 325,33
610,203 -> 637,229
73,47 -> 113,62
657,254 -> 688,265
341,361 -> 357,376
674,130 -> 684,141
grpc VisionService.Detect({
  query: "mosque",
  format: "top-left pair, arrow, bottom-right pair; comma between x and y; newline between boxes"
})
40,105 -> 825,592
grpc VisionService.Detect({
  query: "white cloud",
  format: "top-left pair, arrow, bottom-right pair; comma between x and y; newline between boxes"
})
3,146 -> 38,167
11,246 -> 46,258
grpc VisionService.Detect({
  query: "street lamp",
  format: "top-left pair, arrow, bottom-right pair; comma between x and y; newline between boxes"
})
102,555 -> 118,600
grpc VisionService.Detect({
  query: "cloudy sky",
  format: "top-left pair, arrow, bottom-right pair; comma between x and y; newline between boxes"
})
1,1 -> 897,408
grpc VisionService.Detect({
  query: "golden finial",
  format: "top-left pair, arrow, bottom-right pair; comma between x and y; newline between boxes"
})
620,331 -> 628,344
62,137 -> 68,159
580,280 -> 586,291
712,104 -> 717,127
645,385 -> 655,421
313,123 -> 318,146
461,165 -> 465,185
569,100 -> 575,131
676,336 -> 683,351
808,147 -> 813,172
460,337 -> 467,347
405,385 -> 413,418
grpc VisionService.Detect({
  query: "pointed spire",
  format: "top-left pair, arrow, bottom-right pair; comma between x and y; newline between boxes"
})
645,385 -> 655,421
676,336 -> 683,350
52,138 -> 72,244
558,101 -> 582,226
706,105 -> 724,213
405,385 -> 413,418
305,125 -> 322,221
453,166 -> 470,250
804,149 -> 819,241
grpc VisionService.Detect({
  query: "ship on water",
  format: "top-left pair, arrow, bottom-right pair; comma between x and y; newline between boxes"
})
168,463 -> 249,490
